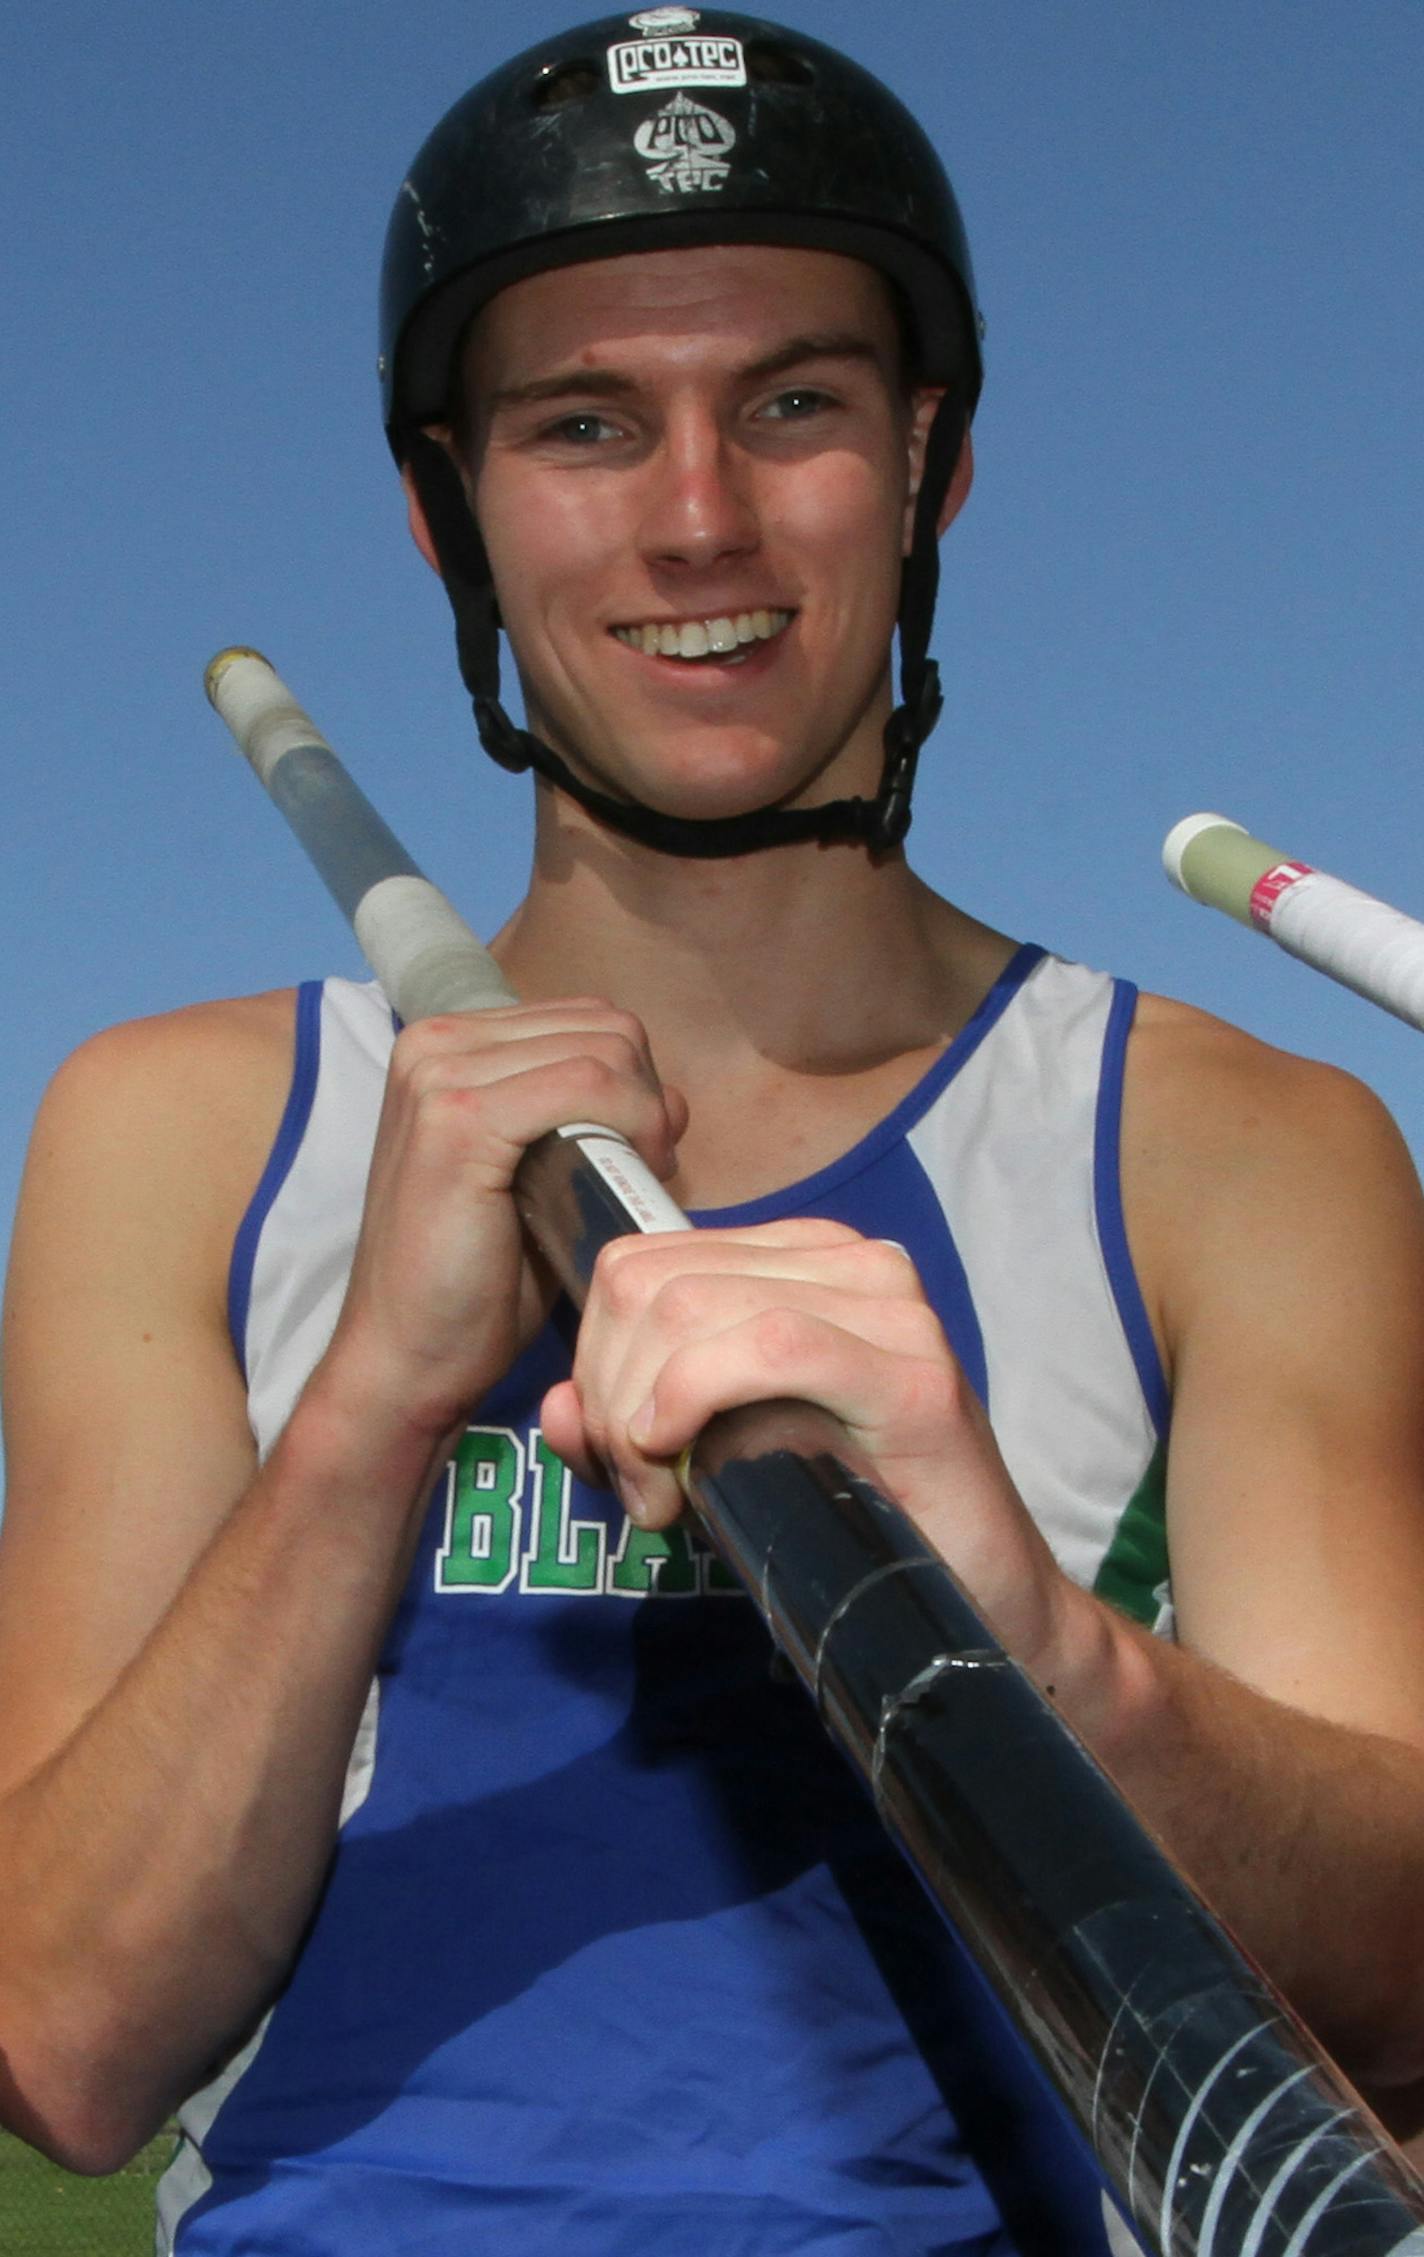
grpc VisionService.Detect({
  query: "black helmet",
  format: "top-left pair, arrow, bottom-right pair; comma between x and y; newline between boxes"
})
382,9 -> 984,858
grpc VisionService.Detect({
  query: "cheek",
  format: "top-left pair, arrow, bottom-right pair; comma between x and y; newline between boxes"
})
777,450 -> 907,571
475,471 -> 607,641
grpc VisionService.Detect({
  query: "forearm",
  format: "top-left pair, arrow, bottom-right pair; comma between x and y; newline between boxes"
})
1059,1601 -> 1424,2088
0,1374 -> 447,2170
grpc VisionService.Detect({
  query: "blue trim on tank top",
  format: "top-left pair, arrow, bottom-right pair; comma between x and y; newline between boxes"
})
689,941 -> 1046,1228
1093,978 -> 1170,1436
226,981 -> 324,1384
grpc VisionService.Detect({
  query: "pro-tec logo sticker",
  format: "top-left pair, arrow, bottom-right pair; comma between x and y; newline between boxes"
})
610,8 -> 746,95
633,93 -> 737,192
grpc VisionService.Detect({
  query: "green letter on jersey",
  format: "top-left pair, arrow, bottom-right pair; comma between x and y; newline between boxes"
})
437,1428 -> 524,1593
522,1432 -> 604,1592
609,1517 -> 699,1596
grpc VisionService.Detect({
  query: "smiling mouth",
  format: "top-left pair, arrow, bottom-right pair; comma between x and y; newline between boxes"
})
611,609 -> 793,663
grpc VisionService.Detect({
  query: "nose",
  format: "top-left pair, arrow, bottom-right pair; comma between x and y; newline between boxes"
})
636,408 -> 759,574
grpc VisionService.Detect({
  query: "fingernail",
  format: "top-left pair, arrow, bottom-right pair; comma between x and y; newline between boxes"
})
629,1398 -> 656,1445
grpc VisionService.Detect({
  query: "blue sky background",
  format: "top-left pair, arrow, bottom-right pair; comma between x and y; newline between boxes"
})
4,2 -> 1421,1329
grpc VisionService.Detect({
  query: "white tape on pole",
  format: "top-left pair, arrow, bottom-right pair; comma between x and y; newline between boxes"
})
206,647 -> 331,790
1164,814 -> 1424,1035
352,873 -> 516,1020
207,647 -> 687,1239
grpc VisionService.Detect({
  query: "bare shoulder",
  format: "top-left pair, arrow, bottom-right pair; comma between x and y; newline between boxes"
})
23,990 -> 299,1265
40,986 -> 298,1134
1126,987 -> 1415,1173
1121,989 -> 1424,1373
5,983 -> 302,1412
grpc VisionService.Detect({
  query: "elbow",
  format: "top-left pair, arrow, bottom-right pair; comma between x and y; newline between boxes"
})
0,2059 -> 166,2179
0,2002 -> 179,2176
4,2106 -> 158,2182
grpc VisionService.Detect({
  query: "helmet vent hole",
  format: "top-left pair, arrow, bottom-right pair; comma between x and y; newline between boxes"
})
529,59 -> 601,109
744,41 -> 814,87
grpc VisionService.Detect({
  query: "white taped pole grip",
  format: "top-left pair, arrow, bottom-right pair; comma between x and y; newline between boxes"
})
205,647 -> 686,1256
1164,813 -> 1424,1035
352,875 -> 515,1020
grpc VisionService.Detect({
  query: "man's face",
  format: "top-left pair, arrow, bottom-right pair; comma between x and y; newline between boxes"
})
450,244 -> 943,834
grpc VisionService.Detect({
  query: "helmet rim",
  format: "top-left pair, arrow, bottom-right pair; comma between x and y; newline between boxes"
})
380,9 -> 982,453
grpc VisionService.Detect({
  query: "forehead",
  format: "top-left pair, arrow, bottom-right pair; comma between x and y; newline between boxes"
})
464,243 -> 902,388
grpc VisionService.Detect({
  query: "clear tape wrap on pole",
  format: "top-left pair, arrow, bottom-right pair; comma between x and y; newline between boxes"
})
1164,813 -> 1424,1034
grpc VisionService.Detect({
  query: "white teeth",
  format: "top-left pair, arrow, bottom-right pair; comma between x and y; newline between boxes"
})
614,609 -> 791,658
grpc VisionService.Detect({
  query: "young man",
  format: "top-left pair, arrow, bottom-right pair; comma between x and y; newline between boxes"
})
3,13 -> 1424,2253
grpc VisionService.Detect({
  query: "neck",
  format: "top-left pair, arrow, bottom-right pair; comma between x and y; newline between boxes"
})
492,783 -> 1015,1085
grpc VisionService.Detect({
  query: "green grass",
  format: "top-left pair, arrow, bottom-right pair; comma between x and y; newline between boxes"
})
0,2127 -> 176,2256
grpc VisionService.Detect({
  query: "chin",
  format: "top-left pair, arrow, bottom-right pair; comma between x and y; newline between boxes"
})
584,725 -> 856,821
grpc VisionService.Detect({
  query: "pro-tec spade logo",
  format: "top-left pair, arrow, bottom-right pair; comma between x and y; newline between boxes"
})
609,5 -> 746,95
633,93 -> 736,193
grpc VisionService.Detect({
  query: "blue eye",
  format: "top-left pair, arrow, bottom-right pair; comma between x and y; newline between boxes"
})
762,388 -> 830,420
549,412 -> 618,445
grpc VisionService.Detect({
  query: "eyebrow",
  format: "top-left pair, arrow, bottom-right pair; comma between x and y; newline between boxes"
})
485,332 -> 885,413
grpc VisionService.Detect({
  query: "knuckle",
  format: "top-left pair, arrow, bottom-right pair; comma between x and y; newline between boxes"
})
895,1355 -> 963,1431
900,1301 -> 948,1356
654,1273 -> 714,1333
594,1239 -> 652,1318
748,1305 -> 813,1370
568,1052 -> 624,1105
605,1005 -> 648,1050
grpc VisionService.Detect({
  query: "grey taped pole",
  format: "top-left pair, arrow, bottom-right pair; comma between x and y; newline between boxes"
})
205,649 -> 515,1019
208,651 -> 1424,2253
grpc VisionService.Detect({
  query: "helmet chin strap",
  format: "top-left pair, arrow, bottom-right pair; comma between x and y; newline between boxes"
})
406,396 -> 962,860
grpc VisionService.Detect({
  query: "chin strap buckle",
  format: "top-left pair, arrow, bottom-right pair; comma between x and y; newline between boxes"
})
873,660 -> 943,850
474,697 -> 534,776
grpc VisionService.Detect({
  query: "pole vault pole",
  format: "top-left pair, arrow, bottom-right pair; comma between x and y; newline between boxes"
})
208,648 -> 1424,2257
1164,814 -> 1424,1032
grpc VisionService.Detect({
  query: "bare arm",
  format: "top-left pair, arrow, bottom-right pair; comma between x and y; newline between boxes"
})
0,989 -> 682,2170
545,1013 -> 1424,2091
1105,1002 -> 1424,2082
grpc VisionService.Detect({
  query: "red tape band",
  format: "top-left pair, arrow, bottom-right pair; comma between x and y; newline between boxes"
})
1249,859 -> 1313,930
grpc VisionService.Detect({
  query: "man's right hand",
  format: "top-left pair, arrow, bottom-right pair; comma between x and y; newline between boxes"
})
319,996 -> 687,1454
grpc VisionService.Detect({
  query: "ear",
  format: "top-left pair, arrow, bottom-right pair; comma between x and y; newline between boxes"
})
401,459 -> 444,578
903,392 -> 974,552
939,426 -> 974,534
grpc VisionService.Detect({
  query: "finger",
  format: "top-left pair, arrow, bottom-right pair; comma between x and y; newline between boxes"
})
581,1298 -> 957,1534
627,1307 -> 964,1466
572,1238 -> 934,1475
539,1377 -> 608,1488
386,1049 -> 686,1193
577,1233 -> 927,1406
589,1223 -> 919,1330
